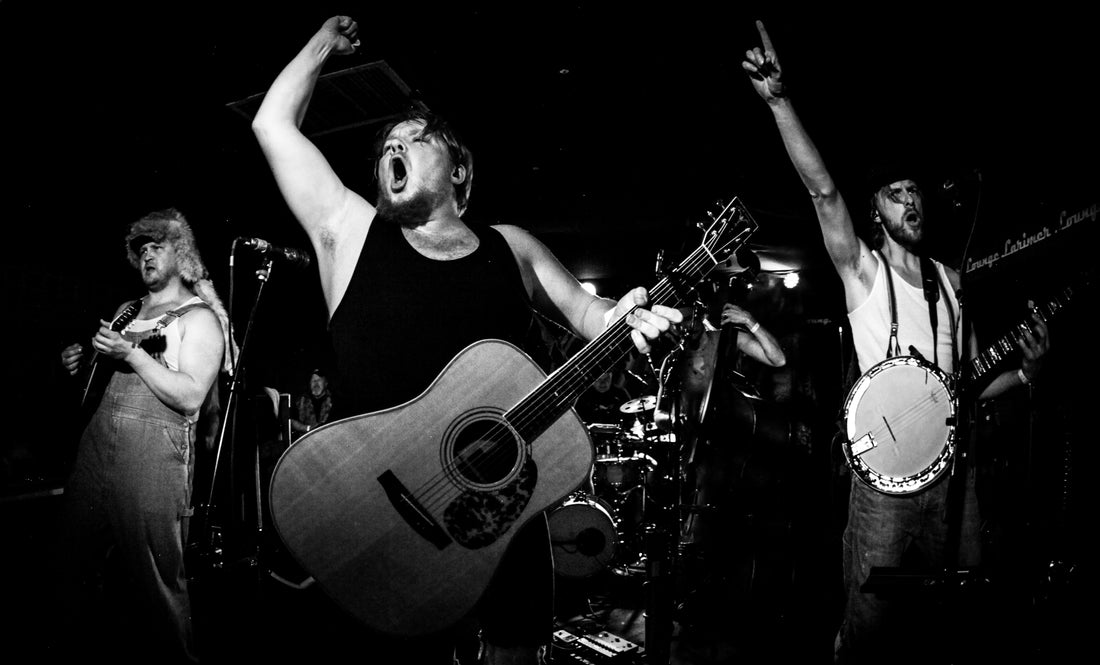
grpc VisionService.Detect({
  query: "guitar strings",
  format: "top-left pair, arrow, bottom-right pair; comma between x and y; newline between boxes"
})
857,386 -> 951,454
862,292 -> 1068,447
413,244 -> 710,512
411,236 -> 727,514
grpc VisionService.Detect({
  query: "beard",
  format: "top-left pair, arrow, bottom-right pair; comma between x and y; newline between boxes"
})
884,216 -> 924,252
375,183 -> 448,227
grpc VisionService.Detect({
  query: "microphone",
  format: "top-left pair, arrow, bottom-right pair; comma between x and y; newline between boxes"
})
942,168 -> 981,207
238,237 -> 311,268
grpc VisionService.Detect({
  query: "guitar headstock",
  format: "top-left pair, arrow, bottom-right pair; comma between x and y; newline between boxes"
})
699,197 -> 759,268
111,299 -> 143,332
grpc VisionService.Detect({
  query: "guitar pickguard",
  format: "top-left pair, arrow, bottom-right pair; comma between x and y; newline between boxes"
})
443,458 -> 538,549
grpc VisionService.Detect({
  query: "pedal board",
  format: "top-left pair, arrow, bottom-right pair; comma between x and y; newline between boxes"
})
550,627 -> 642,664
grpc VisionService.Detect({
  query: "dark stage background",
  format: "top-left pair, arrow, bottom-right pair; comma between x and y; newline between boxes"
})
1,2 -> 1096,662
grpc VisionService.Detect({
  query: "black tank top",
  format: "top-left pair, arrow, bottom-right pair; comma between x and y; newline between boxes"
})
328,220 -> 534,418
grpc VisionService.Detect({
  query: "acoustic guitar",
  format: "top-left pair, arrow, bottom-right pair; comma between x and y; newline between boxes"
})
268,197 -> 758,636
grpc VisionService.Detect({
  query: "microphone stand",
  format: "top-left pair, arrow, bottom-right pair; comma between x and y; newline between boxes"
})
196,257 -> 275,586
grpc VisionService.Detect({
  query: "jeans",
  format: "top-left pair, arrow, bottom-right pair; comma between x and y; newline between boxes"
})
835,464 -> 981,664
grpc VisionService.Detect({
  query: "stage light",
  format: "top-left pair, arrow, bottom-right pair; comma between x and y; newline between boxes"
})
783,272 -> 800,289
581,282 -> 597,295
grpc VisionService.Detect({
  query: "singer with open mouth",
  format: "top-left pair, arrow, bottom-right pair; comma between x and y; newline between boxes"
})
251,14 -> 682,665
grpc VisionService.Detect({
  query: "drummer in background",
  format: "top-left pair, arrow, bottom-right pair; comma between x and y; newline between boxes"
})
575,368 -> 632,427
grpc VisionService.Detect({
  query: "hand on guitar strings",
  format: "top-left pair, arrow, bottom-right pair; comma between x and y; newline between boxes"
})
1018,301 -> 1051,382
610,286 -> 684,355
91,320 -> 137,361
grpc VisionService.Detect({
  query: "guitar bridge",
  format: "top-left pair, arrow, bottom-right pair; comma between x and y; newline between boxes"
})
378,470 -> 452,550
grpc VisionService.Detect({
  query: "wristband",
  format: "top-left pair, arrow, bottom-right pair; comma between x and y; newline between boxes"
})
749,321 -> 760,334
1017,368 -> 1031,385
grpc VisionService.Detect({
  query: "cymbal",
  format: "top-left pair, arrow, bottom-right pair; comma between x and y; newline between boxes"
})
620,395 -> 657,414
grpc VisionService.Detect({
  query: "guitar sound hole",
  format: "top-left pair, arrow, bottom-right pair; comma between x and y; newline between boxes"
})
452,418 -> 519,486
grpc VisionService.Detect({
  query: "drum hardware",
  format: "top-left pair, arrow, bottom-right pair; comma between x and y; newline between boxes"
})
586,422 -> 623,437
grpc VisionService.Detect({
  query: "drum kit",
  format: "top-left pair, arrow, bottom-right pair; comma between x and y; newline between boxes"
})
549,394 -> 675,579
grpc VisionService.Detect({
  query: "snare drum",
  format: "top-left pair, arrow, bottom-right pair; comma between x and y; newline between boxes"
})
548,493 -> 619,578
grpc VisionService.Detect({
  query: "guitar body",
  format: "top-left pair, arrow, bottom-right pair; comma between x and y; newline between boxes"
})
269,340 -> 593,636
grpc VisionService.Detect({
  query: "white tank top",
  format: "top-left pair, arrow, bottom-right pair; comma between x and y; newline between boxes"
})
848,256 -> 961,374
121,296 -> 204,372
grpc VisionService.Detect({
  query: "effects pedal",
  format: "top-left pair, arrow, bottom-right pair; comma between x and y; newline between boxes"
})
551,627 -> 641,664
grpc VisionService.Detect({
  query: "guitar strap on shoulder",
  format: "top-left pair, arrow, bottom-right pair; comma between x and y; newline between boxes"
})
919,257 -> 959,372
920,256 -> 940,367
878,252 -> 902,360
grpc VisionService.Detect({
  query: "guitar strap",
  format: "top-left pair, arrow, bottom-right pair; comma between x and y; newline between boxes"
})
919,256 -> 959,371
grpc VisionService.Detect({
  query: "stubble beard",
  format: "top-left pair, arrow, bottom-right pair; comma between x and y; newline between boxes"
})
376,183 -> 449,227
885,216 -> 923,252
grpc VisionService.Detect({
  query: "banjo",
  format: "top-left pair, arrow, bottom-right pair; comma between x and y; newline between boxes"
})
842,280 -> 1079,495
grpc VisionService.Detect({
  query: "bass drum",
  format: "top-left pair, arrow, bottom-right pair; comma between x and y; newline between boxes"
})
548,493 -> 619,578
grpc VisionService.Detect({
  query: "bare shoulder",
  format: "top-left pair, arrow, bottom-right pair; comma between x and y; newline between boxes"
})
941,263 -> 962,292
840,243 -> 880,310
491,223 -> 536,246
178,306 -> 222,341
490,223 -> 552,260
846,241 -> 880,289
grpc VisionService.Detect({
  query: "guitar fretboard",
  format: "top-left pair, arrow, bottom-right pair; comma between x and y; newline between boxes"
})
507,200 -> 757,442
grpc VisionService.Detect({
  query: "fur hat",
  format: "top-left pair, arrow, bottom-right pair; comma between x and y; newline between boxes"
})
125,208 -> 237,374
126,208 -> 209,284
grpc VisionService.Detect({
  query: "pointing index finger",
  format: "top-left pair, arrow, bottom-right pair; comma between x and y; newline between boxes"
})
756,20 -> 776,55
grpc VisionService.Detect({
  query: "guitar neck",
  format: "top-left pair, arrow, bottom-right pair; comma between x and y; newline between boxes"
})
80,298 -> 144,405
961,284 -> 1074,387
508,224 -> 752,442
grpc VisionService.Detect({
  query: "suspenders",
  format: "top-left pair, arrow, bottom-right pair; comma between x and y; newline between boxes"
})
877,251 -> 959,370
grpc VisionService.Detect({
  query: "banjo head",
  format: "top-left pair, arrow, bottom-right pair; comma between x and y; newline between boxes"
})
842,356 -> 957,495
